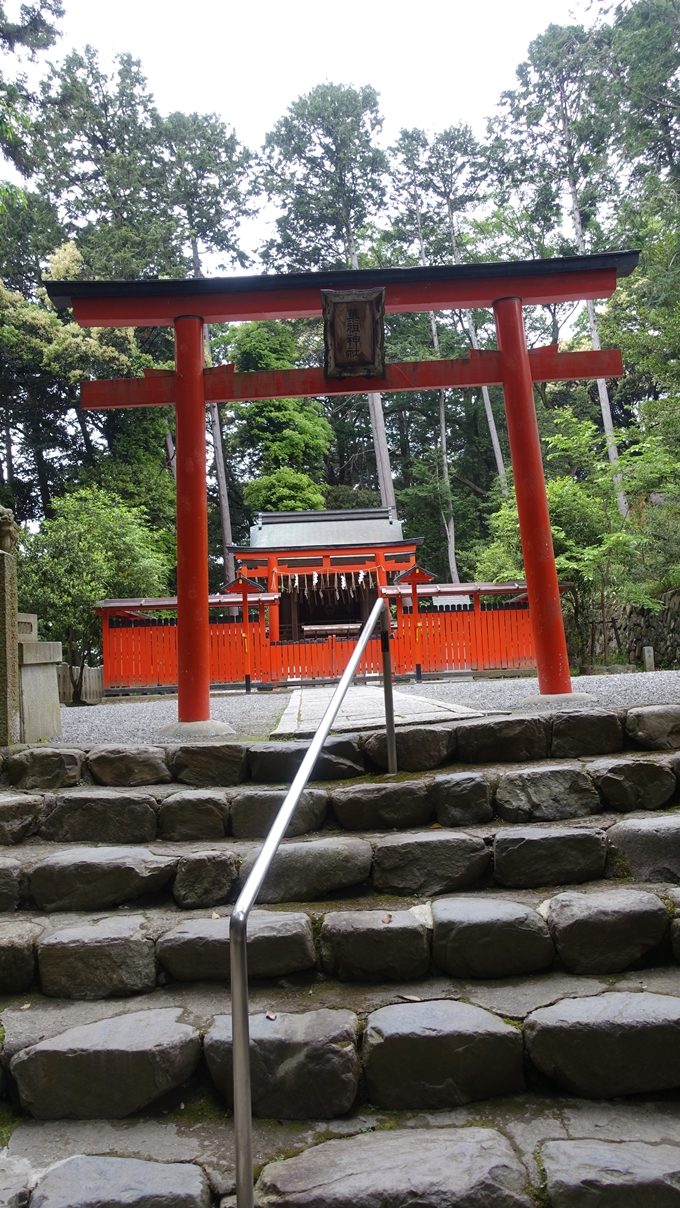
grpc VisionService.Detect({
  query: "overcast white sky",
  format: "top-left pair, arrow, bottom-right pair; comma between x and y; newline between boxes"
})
47,0 -> 595,148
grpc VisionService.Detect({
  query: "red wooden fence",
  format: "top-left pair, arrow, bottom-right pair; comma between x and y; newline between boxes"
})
101,603 -> 534,690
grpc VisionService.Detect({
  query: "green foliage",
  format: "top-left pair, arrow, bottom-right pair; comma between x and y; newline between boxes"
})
243,469 -> 325,513
261,82 -> 386,270
0,0 -> 63,168
476,405 -> 680,663
31,48 -> 186,277
156,109 -> 252,272
607,0 -> 680,182
18,486 -> 171,679
227,320 -> 300,371
324,484 -> 381,510
236,397 -> 332,476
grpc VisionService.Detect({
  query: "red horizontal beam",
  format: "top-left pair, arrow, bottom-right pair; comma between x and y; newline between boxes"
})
82,365 -> 233,409
80,347 -> 623,411
72,269 -> 618,328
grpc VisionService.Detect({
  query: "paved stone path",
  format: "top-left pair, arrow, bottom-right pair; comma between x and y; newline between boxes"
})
273,685 -> 485,737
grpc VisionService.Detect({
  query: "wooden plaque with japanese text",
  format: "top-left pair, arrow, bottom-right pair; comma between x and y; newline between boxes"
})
322,288 -> 385,378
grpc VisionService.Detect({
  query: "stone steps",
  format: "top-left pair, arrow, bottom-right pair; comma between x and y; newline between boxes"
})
1,704 -> 679,1204
1,750 -> 678,849
5,704 -> 680,794
2,879 -> 679,1000
1,807 -> 680,915
3,977 -> 680,1126
4,1092 -> 680,1206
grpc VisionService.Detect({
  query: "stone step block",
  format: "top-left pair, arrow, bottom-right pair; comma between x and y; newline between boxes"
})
361,724 -> 453,772
0,793 -> 43,844
40,789 -> 158,844
0,1156 -> 32,1207
606,814 -> 680,880
372,831 -> 490,895
30,1154 -> 211,1208
0,857 -> 20,910
171,849 -> 238,909
170,742 -> 248,786
540,1138 -> 680,1207
248,738 -> 365,784
206,1007 -> 360,1118
37,916 -> 156,999
550,709 -> 623,757
230,787 -> 327,839
0,919 -> 42,992
542,888 -> 670,974
320,907 -> 430,981
429,770 -> 494,826
330,779 -> 433,831
86,745 -> 172,787
525,990 -> 680,1097
586,755 -> 677,812
5,748 -> 82,791
432,896 -> 554,978
157,789 -> 230,840
494,825 -> 607,888
455,714 -> 550,763
495,764 -> 601,823
254,1127 -> 532,1207
29,847 -> 177,912
157,910 -> 315,981
10,1007 -> 201,1119
625,705 -> 680,750
239,837 -> 372,903
362,999 -> 524,1109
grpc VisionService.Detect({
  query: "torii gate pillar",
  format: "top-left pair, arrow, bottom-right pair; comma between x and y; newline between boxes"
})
174,316 -> 211,722
494,297 -> 571,693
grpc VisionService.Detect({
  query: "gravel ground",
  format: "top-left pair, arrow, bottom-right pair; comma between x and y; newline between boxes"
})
395,669 -> 680,713
57,670 -> 680,747
59,690 -> 293,747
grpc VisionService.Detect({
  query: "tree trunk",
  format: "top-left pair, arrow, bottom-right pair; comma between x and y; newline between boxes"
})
190,243 -> 237,578
32,441 -> 52,515
438,388 -> 460,584
558,82 -> 629,520
4,420 -> 14,485
412,187 -> 461,582
75,407 -> 95,461
165,431 -> 177,479
446,203 -> 508,494
348,247 -> 395,510
209,401 -> 235,584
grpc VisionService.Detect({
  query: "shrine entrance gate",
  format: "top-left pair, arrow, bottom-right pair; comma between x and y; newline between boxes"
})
45,251 -> 638,726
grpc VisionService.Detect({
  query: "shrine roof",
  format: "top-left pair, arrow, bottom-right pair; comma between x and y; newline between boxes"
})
44,251 -> 640,326
246,508 -> 405,549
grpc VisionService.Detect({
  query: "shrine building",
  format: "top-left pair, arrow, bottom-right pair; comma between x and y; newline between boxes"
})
233,507 -> 420,642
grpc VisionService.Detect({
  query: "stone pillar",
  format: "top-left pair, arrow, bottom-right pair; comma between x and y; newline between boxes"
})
0,552 -> 20,745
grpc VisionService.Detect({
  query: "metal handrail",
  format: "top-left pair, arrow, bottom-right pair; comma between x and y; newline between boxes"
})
229,596 -> 397,1208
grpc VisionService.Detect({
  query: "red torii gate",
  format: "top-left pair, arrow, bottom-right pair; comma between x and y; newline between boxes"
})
46,251 -> 638,728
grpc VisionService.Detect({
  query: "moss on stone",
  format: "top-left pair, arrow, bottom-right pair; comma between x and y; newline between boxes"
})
528,1145 -> 550,1208
0,1102 -> 21,1147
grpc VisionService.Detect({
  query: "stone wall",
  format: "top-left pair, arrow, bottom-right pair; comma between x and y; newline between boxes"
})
592,589 -> 680,669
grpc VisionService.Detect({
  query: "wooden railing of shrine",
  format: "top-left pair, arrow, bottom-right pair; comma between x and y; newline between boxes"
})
99,589 -> 535,690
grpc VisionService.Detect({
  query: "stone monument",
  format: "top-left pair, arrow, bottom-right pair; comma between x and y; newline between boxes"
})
0,507 -> 62,745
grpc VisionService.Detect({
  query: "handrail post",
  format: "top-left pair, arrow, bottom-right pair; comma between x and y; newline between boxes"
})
230,909 -> 254,1208
380,602 -> 398,774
